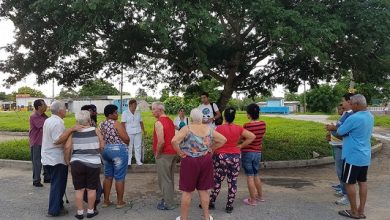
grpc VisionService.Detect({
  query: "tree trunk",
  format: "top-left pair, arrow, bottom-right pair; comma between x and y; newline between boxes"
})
217,73 -> 236,111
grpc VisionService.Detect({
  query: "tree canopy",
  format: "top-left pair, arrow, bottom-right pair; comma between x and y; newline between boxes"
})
1,0 -> 389,109
79,79 -> 120,97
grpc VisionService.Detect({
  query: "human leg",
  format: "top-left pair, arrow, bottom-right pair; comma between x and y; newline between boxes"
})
225,155 -> 240,209
180,191 -> 192,220
30,146 -> 43,185
128,133 -> 135,165
133,133 -> 143,165
209,154 -> 227,204
156,154 -> 176,208
198,190 -> 211,220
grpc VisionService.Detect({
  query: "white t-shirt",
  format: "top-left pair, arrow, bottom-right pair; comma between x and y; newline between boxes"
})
174,116 -> 189,130
121,109 -> 143,134
198,103 -> 219,126
41,114 -> 66,166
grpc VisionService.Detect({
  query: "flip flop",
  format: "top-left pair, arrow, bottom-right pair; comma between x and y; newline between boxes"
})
101,201 -> 113,208
338,210 -> 359,219
359,214 -> 367,219
243,198 -> 257,206
256,197 -> 266,202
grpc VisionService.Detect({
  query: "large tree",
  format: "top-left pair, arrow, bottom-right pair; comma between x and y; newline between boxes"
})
1,0 -> 388,109
79,79 -> 120,97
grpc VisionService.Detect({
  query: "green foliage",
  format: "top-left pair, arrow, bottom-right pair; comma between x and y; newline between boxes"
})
0,92 -> 13,101
135,88 -> 148,98
2,0 -> 387,110
56,88 -> 78,99
183,79 -> 222,103
159,88 -> 170,102
12,86 -> 45,100
0,139 -> 30,160
306,85 -> 341,113
79,79 -> 120,97
163,96 -> 198,115
328,114 -> 390,128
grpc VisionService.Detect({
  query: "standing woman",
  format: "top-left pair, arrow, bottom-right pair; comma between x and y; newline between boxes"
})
209,107 -> 255,213
174,107 -> 189,131
172,108 -> 227,220
99,104 -> 130,208
64,110 -> 104,219
242,103 -> 266,206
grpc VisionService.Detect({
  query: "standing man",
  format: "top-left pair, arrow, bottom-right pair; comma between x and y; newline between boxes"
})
42,101 -> 82,217
29,99 -> 50,187
151,102 -> 177,210
122,99 -> 146,166
198,92 -> 222,127
333,94 -> 374,219
326,93 -> 354,205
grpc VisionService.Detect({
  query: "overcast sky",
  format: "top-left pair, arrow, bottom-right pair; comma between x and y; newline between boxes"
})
0,19 -> 304,98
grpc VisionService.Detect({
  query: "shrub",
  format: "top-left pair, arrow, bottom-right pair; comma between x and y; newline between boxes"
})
306,85 -> 341,113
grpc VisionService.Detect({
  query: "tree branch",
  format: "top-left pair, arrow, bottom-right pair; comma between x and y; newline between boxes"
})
241,21 -> 256,39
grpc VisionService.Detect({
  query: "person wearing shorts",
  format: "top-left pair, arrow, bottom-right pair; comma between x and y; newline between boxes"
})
64,110 -> 104,219
242,103 -> 267,206
209,107 -> 255,214
99,104 -> 130,209
335,94 -> 374,219
171,108 -> 226,220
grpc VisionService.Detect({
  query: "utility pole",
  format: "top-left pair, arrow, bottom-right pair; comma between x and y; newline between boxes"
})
119,71 -> 123,113
303,80 -> 307,113
52,78 -> 55,103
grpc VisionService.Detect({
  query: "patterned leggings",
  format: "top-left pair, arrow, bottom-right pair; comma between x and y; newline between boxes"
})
210,153 -> 241,208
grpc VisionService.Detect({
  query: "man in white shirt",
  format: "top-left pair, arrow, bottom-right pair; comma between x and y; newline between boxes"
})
121,99 -> 146,166
198,92 -> 222,127
42,101 -> 82,217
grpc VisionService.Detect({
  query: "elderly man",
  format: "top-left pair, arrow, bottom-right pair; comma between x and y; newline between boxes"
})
42,101 -> 82,217
29,99 -> 50,187
152,102 -> 177,210
331,94 -> 374,219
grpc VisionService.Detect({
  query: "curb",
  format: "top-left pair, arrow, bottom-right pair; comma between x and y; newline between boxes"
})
0,131 -> 28,136
0,143 -> 383,172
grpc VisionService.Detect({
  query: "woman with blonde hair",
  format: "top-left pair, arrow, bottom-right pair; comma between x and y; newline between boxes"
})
172,108 -> 227,220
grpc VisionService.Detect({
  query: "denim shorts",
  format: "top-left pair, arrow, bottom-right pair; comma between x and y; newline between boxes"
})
102,144 -> 128,181
241,152 -> 261,176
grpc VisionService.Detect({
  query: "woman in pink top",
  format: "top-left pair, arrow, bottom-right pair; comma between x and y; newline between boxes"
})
208,107 -> 255,213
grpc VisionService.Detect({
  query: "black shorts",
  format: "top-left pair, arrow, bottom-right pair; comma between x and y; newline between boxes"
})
70,161 -> 101,190
341,160 -> 368,184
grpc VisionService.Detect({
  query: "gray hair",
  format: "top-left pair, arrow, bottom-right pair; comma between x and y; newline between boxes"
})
152,102 -> 165,111
50,101 -> 66,115
350,94 -> 367,107
190,108 -> 203,123
75,110 -> 91,126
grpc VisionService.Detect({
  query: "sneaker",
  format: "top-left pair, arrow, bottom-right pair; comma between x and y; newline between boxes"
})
335,195 -> 350,205
75,214 -> 84,219
334,190 -> 344,197
86,210 -> 99,218
331,184 -> 341,191
136,162 -> 143,166
225,206 -> 234,214
198,202 -> 215,210
33,182 -> 44,187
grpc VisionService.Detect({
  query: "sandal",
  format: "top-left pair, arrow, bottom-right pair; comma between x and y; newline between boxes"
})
256,197 -> 266,202
243,198 -> 257,206
116,202 -> 127,209
338,210 -> 359,219
359,214 -> 366,219
101,201 -> 113,208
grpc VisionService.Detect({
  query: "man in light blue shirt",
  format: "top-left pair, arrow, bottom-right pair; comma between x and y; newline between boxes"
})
335,94 -> 374,219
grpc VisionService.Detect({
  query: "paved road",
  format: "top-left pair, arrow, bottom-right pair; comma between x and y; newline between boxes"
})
1,139 -> 389,220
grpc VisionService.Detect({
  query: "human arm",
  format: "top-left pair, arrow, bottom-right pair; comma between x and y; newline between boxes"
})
209,130 -> 227,152
114,121 -> 130,145
63,135 -> 73,165
237,129 -> 256,148
337,116 -> 356,136
95,128 -> 105,151
154,121 -> 165,158
53,124 -> 84,145
171,126 -> 188,158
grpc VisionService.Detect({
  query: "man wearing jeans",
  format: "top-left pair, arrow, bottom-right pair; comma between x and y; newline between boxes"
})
152,102 -> 177,210
326,93 -> 354,205
29,99 -> 50,187
332,94 -> 374,219
42,101 -> 82,217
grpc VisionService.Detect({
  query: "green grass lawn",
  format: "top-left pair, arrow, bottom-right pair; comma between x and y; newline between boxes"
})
0,110 -> 334,162
327,114 -> 390,128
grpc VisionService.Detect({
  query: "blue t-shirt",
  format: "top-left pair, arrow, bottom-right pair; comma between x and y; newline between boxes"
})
337,111 -> 374,166
330,110 -> 354,143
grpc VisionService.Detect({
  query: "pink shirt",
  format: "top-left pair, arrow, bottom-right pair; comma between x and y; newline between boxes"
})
215,124 -> 244,154
29,112 -> 48,147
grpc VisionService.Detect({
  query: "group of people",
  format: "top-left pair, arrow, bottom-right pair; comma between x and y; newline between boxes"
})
28,92 -> 267,219
28,91 -> 374,220
326,93 -> 374,219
